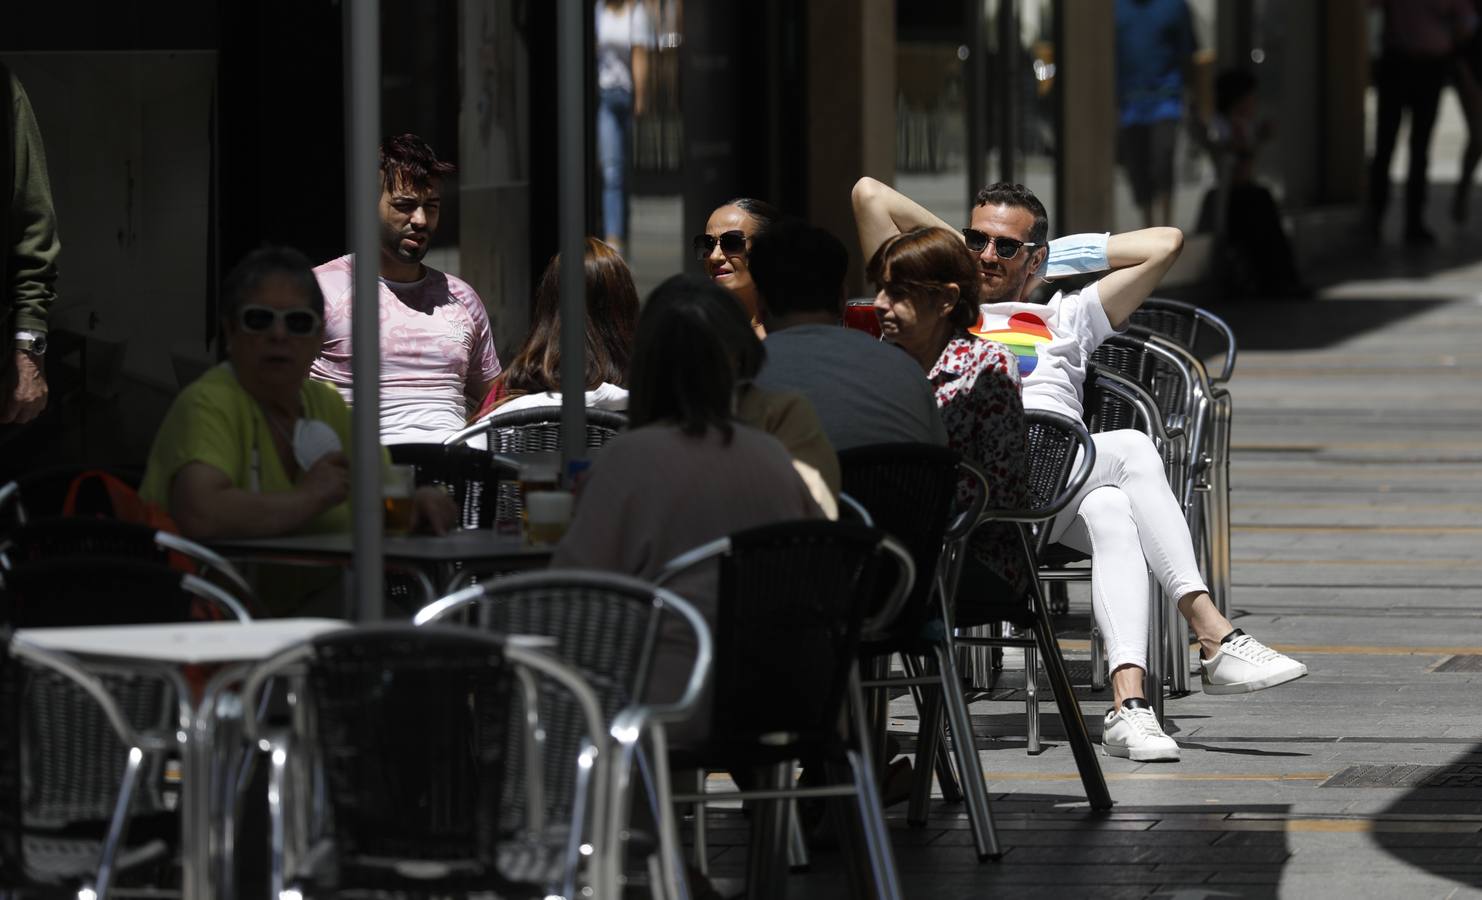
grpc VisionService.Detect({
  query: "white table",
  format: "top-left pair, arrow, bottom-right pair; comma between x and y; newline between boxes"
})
14,619 -> 347,900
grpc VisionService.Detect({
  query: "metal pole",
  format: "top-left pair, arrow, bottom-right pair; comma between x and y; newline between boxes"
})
348,0 -> 383,621
558,0 -> 589,473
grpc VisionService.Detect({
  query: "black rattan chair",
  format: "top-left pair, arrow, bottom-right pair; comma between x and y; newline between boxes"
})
1,632 -> 177,899
946,410 -> 1112,810
0,516 -> 255,610
238,624 -> 608,900
415,570 -> 712,899
657,520 -> 914,900
444,404 -> 628,452
1128,298 -> 1237,619
388,442 -> 511,530
0,557 -> 249,627
838,443 -> 1003,860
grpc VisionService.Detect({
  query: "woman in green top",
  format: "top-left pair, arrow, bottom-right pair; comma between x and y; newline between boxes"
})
141,246 -> 455,539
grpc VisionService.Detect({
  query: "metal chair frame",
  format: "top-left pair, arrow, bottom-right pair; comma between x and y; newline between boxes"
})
414,570 -> 713,900
444,404 -> 629,450
2,634 -> 180,900
840,448 -> 1004,860
1129,297 -> 1237,613
941,412 -> 1113,808
238,624 -> 609,900
1124,327 -> 1235,618
656,522 -> 916,900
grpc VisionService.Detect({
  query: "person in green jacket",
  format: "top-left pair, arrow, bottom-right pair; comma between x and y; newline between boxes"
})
1,65 -> 60,426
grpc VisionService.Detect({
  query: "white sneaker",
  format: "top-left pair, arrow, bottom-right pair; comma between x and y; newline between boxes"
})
1201,631 -> 1308,695
1102,700 -> 1180,762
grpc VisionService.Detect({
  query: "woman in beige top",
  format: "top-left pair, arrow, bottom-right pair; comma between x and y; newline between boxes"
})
552,273 -> 823,742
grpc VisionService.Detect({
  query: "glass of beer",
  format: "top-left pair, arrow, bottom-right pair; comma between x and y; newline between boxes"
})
383,464 -> 416,535
843,299 -> 883,339
523,490 -> 574,546
517,462 -> 560,530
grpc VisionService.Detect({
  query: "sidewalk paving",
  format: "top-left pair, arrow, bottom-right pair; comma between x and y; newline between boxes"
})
699,256 -> 1482,898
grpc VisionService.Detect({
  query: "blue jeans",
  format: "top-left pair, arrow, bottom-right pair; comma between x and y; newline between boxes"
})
597,87 -> 633,243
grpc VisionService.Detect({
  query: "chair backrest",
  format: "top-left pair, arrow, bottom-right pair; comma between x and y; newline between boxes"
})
1128,297 -> 1237,384
706,520 -> 900,749
302,627 -> 519,873
1082,364 -> 1163,438
1091,334 -> 1193,428
446,405 -> 628,452
0,557 -> 247,626
249,625 -> 603,889
838,443 -> 961,646
415,570 -> 707,830
0,516 -> 254,607
388,443 -> 510,530
1,632 -> 174,849
1021,411 -> 1097,554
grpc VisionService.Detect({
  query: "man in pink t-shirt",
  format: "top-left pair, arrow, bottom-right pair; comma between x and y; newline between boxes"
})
310,133 -> 501,444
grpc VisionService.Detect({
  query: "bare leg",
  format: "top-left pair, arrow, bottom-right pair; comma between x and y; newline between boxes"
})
1177,590 -> 1235,659
1110,664 -> 1147,709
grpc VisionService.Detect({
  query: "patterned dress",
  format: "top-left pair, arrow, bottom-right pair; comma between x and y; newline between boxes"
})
928,332 -> 1029,593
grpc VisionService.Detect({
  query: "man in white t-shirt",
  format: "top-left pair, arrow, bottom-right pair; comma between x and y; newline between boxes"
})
852,176 -> 1307,763
310,134 -> 501,445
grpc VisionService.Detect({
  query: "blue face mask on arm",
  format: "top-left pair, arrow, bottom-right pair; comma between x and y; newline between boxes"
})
1035,232 -> 1111,281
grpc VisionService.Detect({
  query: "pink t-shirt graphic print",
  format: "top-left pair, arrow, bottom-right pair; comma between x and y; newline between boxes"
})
310,255 -> 502,445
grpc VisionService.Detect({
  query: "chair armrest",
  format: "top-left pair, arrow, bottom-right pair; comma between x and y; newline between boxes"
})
944,459 -> 990,543
239,643 -> 316,744
412,581 -> 487,625
156,531 -> 256,605
860,534 -> 917,639
8,638 -> 160,750
181,573 -> 253,622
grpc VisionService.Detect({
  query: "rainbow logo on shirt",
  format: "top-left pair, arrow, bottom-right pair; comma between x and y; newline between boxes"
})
969,311 -> 1052,377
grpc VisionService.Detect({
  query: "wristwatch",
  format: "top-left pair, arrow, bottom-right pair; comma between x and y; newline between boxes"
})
14,331 -> 47,357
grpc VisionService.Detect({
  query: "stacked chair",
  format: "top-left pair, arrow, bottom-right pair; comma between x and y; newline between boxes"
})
1128,297 -> 1238,617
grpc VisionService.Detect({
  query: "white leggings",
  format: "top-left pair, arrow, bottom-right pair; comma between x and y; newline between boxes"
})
1048,430 -> 1208,672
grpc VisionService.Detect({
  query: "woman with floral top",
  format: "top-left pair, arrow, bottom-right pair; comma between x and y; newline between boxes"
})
865,225 -> 1028,605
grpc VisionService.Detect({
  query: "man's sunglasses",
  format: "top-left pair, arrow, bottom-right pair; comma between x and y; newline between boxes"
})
238,305 -> 322,336
692,230 -> 748,261
961,228 -> 1039,259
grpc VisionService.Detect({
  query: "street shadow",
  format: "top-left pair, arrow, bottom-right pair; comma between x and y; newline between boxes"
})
1372,743 -> 1482,890
1187,294 -> 1455,353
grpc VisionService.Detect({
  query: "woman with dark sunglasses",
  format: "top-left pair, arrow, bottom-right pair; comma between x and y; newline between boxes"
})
693,197 -> 779,337
140,246 -> 456,543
